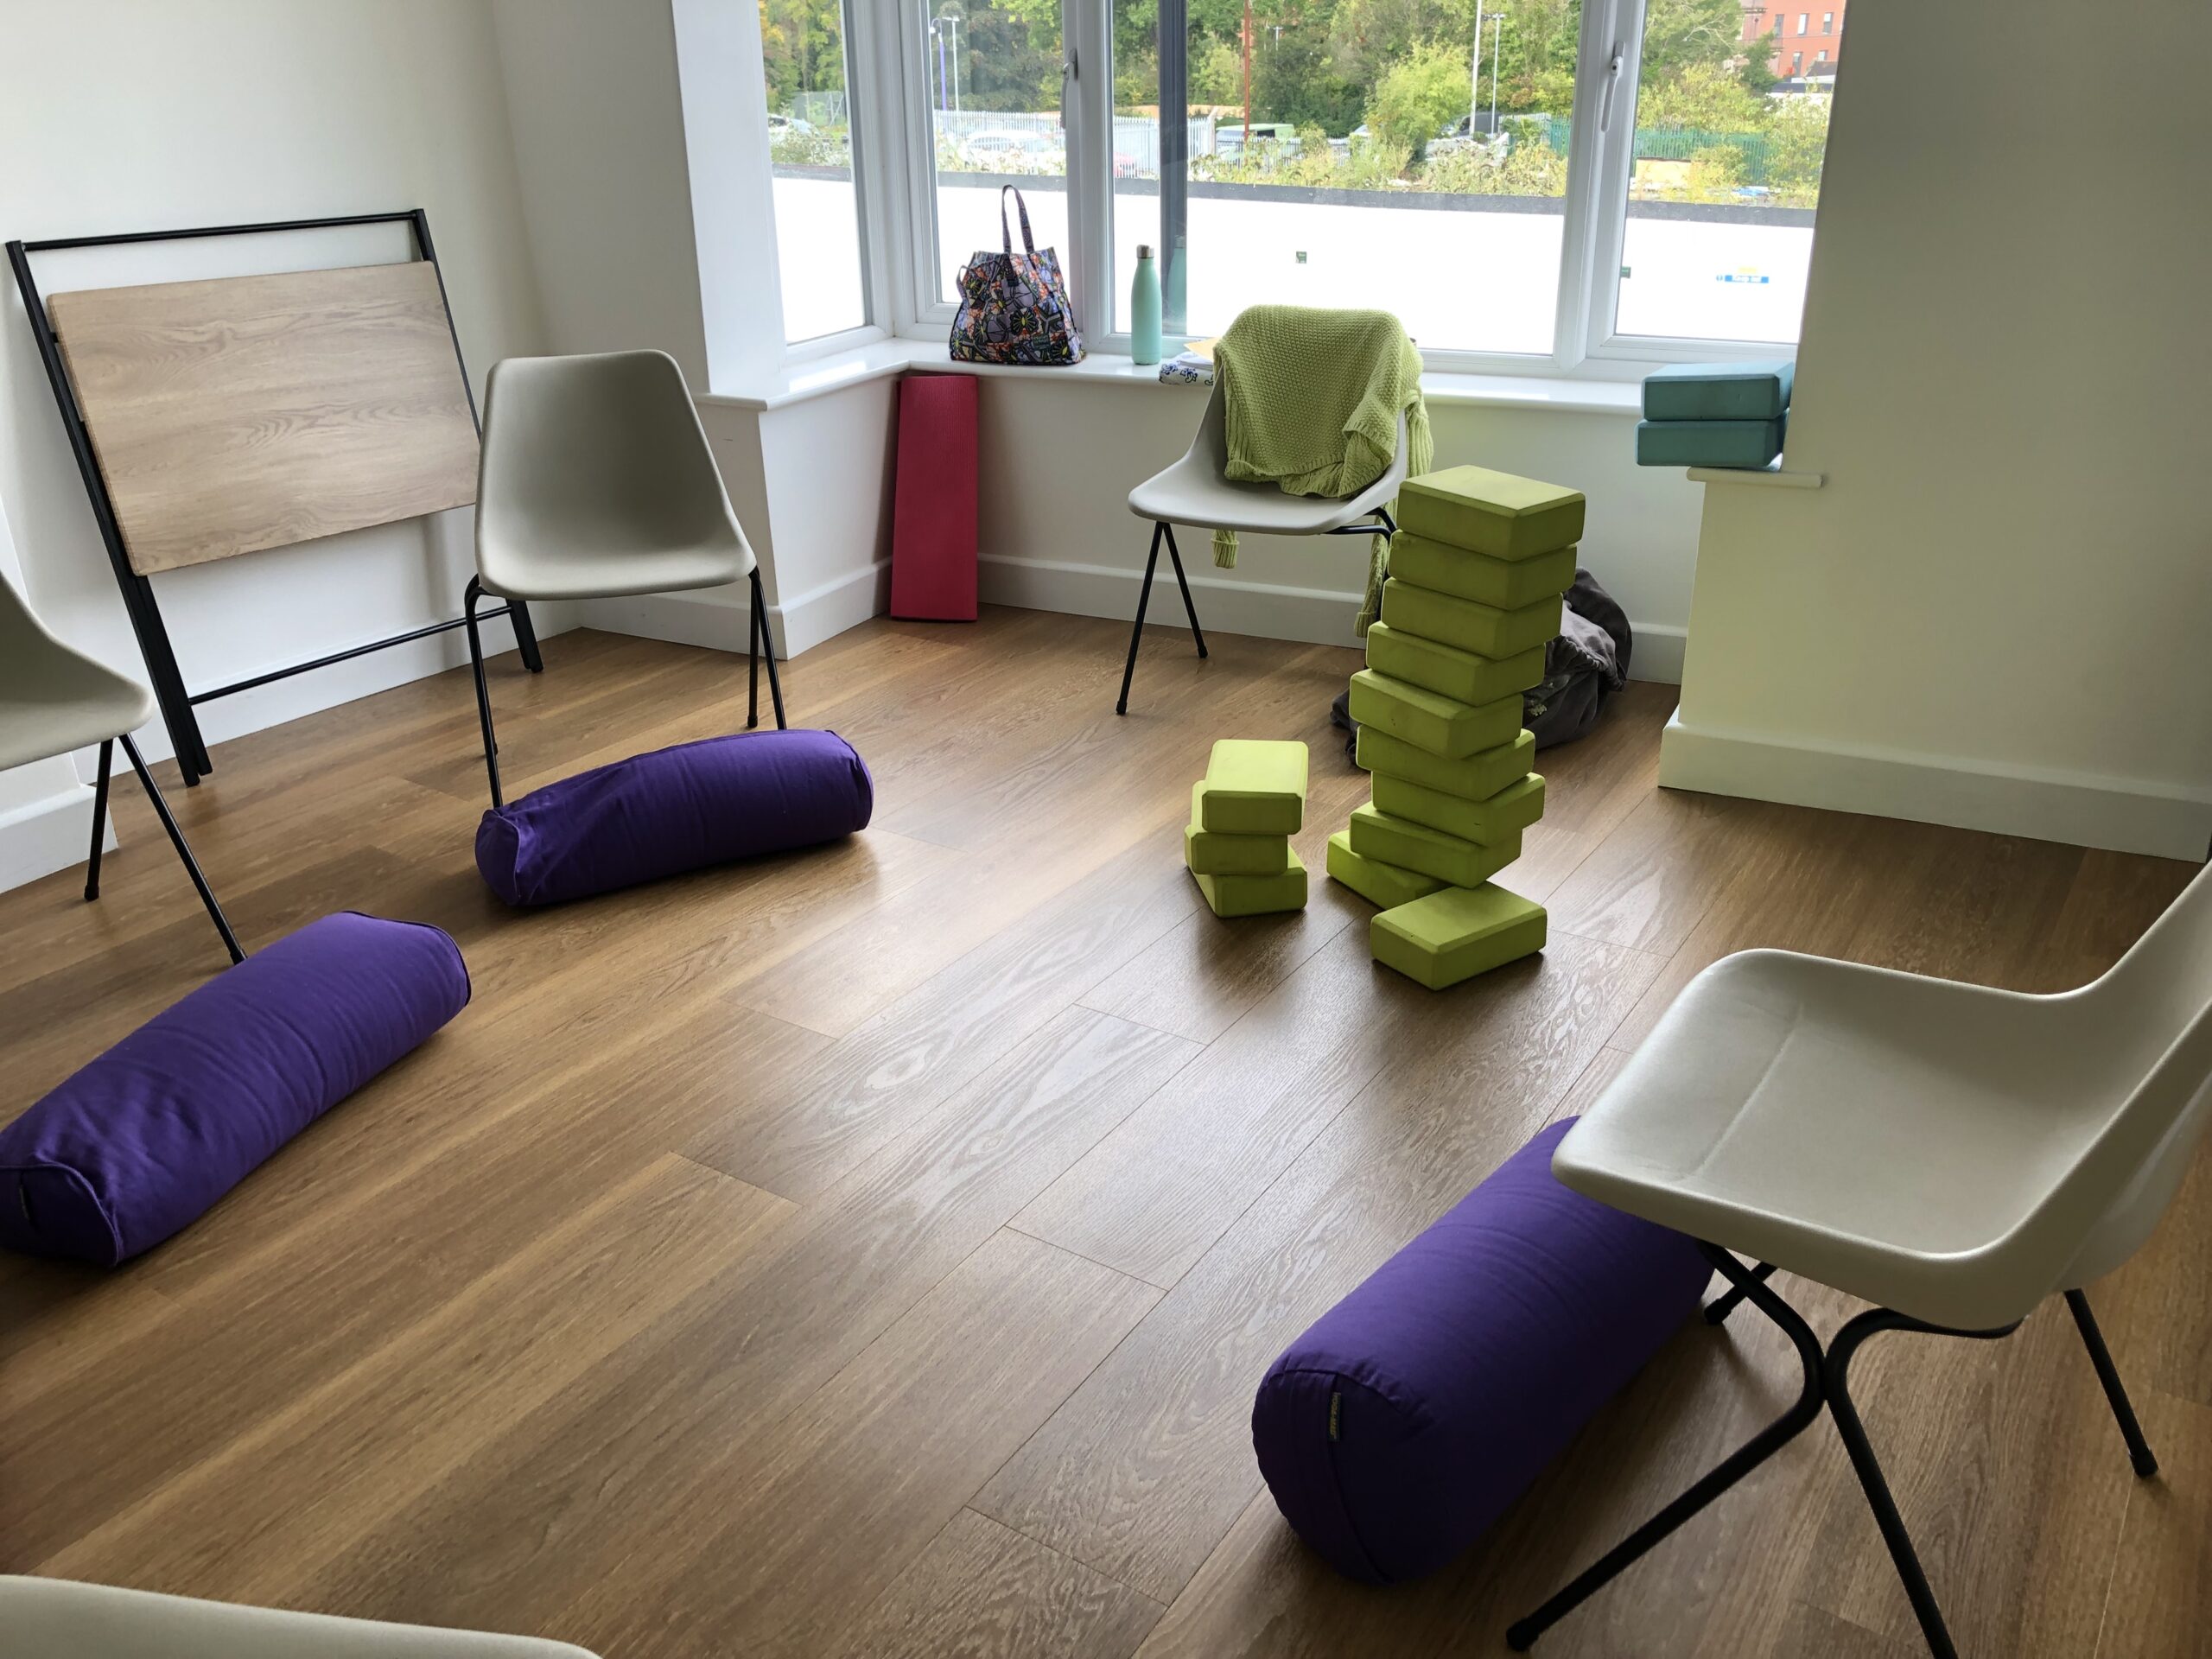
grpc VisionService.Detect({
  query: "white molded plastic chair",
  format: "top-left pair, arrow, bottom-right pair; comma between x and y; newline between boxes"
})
1509,861 -> 2212,1656
1116,376 -> 1408,715
0,574 -> 240,963
0,1576 -> 600,1658
464,349 -> 782,807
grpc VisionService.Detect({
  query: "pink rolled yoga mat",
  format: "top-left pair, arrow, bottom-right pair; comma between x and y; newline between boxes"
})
889,372 -> 979,621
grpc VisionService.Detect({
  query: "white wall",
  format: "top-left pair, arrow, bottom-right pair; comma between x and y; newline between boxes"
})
0,0 -> 556,850
1662,0 -> 2212,858
974,379 -> 1696,676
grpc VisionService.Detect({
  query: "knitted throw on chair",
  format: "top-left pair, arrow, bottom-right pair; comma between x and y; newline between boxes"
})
1211,306 -> 1432,635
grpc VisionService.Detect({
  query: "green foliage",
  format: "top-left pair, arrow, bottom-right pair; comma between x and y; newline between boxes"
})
1637,60 -> 1763,130
1366,42 -> 1467,156
1762,92 -> 1832,204
770,124 -> 852,169
759,0 -> 847,110
1684,142 -> 1743,194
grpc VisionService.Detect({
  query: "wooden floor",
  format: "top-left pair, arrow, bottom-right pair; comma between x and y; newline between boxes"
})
3,610 -> 2206,1658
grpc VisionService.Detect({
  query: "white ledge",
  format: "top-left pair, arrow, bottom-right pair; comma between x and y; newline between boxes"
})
1688,461 -> 1825,488
703,338 -> 1648,416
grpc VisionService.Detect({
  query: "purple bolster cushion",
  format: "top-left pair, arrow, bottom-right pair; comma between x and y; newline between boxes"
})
475,728 -> 874,906
0,912 -> 469,1267
1251,1117 -> 1711,1584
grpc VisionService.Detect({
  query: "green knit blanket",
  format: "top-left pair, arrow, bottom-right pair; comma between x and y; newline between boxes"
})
1211,306 -> 1432,634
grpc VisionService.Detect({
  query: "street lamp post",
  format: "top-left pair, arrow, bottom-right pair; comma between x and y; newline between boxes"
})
938,13 -> 962,114
1489,12 -> 1503,137
1471,4 -> 1484,136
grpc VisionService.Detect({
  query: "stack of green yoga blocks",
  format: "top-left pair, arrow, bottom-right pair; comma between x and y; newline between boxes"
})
1329,464 -> 1582,989
1186,739 -> 1310,918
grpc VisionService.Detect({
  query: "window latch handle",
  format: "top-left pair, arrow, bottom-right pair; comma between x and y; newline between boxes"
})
1063,48 -> 1077,81
1598,42 -> 1624,132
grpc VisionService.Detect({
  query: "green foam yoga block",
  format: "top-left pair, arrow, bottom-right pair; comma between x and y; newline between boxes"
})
1389,532 -> 1578,614
1370,882 -> 1548,990
1396,465 -> 1586,560
1185,782 -> 1290,876
1358,724 -> 1535,803
1194,847 -> 1308,918
1347,670 -> 1522,760
1635,414 -> 1786,470
1372,771 -> 1545,847
1642,359 -> 1793,423
1325,829 -> 1445,911
1200,739 -> 1307,835
1364,621 -> 1546,709
1348,803 -> 1522,890
1379,580 -> 1564,661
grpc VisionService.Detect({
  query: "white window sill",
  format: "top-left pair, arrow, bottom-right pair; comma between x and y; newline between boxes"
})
1688,461 -> 1825,489
702,339 -> 1647,417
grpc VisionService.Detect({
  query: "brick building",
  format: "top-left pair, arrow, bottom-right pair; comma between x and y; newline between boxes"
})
1739,0 -> 1844,82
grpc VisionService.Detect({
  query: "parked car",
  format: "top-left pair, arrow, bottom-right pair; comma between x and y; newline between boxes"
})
958,130 -> 1061,172
1428,116 -> 1509,160
766,111 -> 813,137
1212,122 -> 1300,163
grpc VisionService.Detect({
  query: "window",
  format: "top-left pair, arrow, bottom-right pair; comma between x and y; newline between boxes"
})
1821,10 -> 1834,31
892,0 -> 1844,365
920,0 -> 1068,305
1105,0 -> 1573,354
1796,12 -> 1808,33
1615,5 -> 1840,344
1815,48 -> 1827,62
763,0 -> 868,341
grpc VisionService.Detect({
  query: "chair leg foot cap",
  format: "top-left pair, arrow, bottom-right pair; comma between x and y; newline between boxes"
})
1504,1619 -> 1540,1651
2133,1452 -> 2159,1478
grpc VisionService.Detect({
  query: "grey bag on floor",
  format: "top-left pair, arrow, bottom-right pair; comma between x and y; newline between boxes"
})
1330,569 -> 1633,760
1525,570 -> 1632,750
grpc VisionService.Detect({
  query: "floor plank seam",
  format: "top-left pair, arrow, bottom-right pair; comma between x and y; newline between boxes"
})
1000,1223 -> 1177,1294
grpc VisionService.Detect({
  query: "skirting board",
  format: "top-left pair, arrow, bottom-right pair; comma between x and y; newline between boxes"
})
0,779 -> 115,893
576,559 -> 892,661
1659,709 -> 2212,861
979,554 -> 1685,683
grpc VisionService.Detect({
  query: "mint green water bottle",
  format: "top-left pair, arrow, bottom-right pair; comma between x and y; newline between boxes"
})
1129,245 -> 1162,365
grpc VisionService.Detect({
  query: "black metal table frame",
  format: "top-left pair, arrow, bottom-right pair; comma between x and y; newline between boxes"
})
5,208 -> 543,788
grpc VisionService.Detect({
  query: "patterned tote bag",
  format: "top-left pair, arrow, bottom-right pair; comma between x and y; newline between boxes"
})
950,187 -> 1085,366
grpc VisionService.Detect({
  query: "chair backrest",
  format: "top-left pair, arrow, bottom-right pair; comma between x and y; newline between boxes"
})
475,350 -> 750,594
2043,858 -> 2212,1283
0,569 -> 153,772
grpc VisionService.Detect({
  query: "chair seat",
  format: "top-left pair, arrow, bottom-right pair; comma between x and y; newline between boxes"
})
1128,454 -> 1398,535
0,664 -> 154,772
1554,950 -> 2121,1329
475,535 -> 749,603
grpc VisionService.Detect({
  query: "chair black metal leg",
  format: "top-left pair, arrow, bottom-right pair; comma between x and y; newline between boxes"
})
751,569 -> 787,730
85,738 -> 114,901
464,577 -> 503,809
1506,1244 -> 1827,1651
747,573 -> 762,730
118,734 -> 243,964
1824,1307 -> 2021,1659
1160,523 -> 1208,658
1116,524 -> 1165,716
2064,1289 -> 2158,1478
1704,1259 -> 1779,1325
509,597 -> 545,673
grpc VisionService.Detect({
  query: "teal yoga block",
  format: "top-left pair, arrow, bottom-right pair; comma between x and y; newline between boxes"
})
1635,413 -> 1787,470
1642,359 -> 1793,422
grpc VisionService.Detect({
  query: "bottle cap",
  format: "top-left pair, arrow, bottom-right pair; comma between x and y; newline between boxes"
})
1136,244 -> 1153,259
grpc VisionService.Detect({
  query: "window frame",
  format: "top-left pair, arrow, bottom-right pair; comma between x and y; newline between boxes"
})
866,0 -> 1815,379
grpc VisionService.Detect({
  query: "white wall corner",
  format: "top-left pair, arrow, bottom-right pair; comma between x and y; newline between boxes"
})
1658,709 -> 2212,862
0,757 -> 113,895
